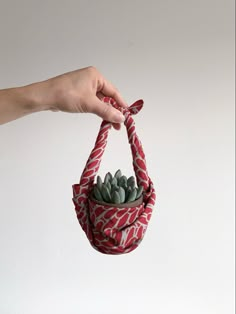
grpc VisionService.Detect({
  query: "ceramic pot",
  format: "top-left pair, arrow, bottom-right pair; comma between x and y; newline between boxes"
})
87,192 -> 145,254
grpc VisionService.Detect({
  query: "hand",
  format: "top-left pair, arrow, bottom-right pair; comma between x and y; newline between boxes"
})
41,66 -> 127,130
0,66 -> 127,127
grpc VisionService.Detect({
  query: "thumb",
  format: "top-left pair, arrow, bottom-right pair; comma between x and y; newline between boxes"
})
89,97 -> 125,123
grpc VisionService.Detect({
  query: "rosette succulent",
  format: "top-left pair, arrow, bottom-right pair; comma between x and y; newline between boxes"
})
92,169 -> 143,204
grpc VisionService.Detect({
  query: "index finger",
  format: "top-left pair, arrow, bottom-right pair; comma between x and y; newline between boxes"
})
99,79 -> 128,108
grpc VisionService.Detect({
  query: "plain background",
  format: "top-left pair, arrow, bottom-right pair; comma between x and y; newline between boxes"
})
0,0 -> 235,313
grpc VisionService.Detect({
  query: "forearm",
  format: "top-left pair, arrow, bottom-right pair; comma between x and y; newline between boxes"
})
0,83 -> 49,125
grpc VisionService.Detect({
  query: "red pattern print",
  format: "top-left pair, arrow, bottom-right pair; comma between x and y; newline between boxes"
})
72,97 -> 156,254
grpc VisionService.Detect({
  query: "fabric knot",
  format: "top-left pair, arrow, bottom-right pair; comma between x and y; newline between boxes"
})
102,97 -> 143,119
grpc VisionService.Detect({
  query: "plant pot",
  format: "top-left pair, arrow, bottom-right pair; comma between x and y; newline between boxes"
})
89,192 -> 143,208
87,191 -> 145,254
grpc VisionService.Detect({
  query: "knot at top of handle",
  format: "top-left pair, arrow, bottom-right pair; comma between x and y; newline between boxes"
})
102,97 -> 144,119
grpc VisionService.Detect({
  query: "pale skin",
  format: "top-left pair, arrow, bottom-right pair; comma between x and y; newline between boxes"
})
0,66 -> 127,129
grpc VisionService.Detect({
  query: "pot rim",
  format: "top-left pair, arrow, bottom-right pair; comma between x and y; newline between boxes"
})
89,193 -> 143,208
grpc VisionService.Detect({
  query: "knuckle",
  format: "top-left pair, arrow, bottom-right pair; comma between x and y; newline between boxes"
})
112,89 -> 118,97
87,65 -> 97,74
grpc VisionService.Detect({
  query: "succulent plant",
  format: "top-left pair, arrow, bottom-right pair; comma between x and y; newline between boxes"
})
92,170 -> 143,204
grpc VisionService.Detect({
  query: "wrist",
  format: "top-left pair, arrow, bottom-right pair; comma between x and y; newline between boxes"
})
0,80 -> 56,125
20,81 -> 51,113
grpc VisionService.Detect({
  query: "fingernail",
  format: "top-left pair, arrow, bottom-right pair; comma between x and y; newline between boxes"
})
115,112 -> 125,123
122,100 -> 128,107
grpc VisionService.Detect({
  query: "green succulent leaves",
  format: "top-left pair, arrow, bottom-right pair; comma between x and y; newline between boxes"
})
118,186 -> 126,203
114,169 -> 122,179
101,184 -> 111,203
93,170 -> 143,204
93,185 -> 103,202
112,191 -> 121,204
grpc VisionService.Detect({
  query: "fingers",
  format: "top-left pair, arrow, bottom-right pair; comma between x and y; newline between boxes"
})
99,79 -> 128,108
112,123 -> 121,130
96,91 -> 105,101
88,96 -> 125,124
97,92 -> 121,130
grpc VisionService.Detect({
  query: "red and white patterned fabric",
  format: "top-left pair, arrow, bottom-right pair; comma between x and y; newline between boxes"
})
72,97 -> 156,254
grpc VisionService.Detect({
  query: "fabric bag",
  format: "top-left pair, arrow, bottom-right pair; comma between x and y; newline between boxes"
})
72,97 -> 156,254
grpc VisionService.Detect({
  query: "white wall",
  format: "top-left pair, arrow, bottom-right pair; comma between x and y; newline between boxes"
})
0,0 -> 234,313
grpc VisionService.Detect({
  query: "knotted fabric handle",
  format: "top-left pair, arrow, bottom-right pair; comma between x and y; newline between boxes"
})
79,97 -> 150,195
